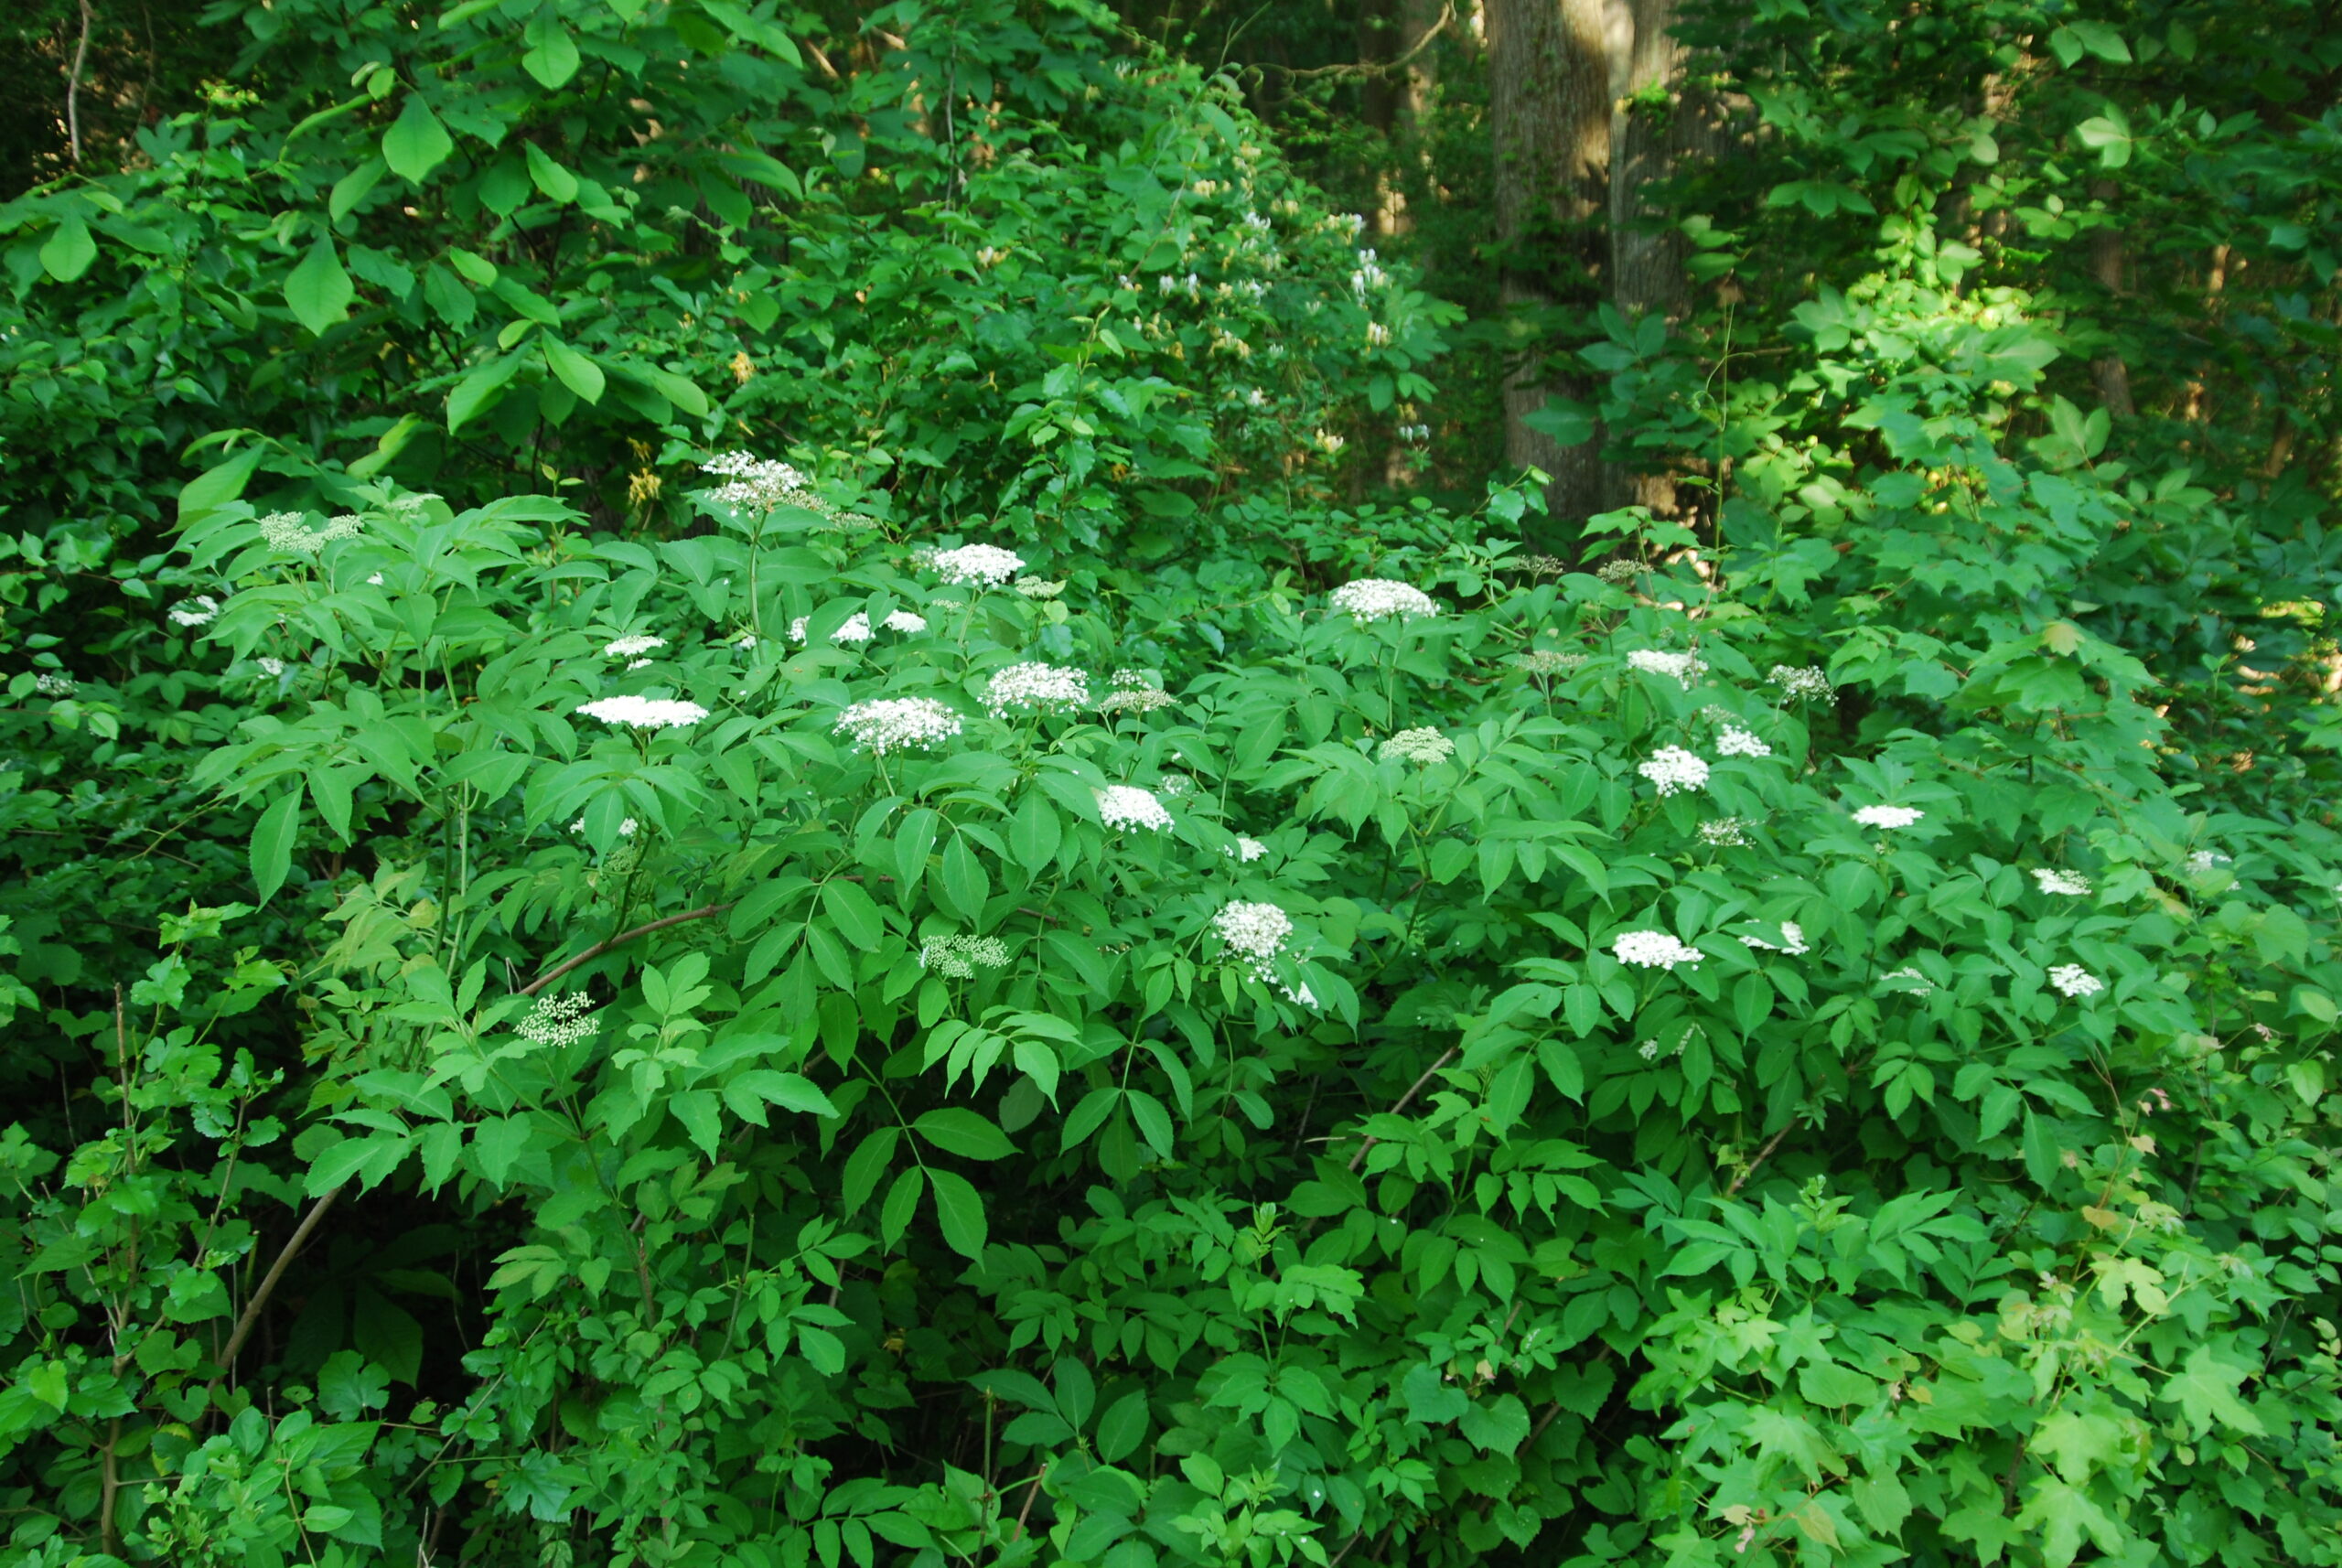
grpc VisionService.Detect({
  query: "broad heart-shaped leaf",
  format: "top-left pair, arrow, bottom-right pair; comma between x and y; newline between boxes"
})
250,787 -> 302,904
1457,1393 -> 1531,1454
382,93 -> 455,182
1402,1363 -> 1469,1425
912,1107 -> 1015,1160
521,19 -> 581,88
542,338 -> 605,404
928,1167 -> 987,1259
38,214 -> 96,282
285,233 -> 355,335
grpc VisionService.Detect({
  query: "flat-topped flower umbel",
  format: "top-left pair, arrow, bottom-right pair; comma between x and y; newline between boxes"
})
576,696 -> 709,729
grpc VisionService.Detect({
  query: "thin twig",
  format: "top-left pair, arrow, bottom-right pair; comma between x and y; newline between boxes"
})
518,901 -> 733,997
1348,1047 -> 1458,1173
1273,1 -> 1455,81
1726,1119 -> 1801,1197
211,1184 -> 346,1389
1007,1467 -> 1048,1541
66,0 -> 93,166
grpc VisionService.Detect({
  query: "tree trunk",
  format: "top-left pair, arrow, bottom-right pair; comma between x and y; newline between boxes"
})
2088,179 -> 2135,418
1486,0 -> 1616,536
1606,0 -> 1721,516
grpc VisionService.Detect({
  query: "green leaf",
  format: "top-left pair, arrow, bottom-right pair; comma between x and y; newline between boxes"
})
913,1107 -> 1015,1161
820,878 -> 886,950
1010,792 -> 1061,871
38,215 -> 96,282
1458,1393 -> 1531,1454
447,352 -> 523,432
841,1127 -> 898,1213
929,1167 -> 988,1259
523,141 -> 580,203
1402,1363 -> 1468,1424
2075,113 -> 2133,169
1797,1362 -> 1876,1407
724,1069 -> 838,1122
251,788 -> 302,905
382,94 -> 456,183
285,234 -> 356,335
879,1166 -> 924,1248
2014,1477 -> 2124,1568
2162,1347 -> 2264,1438
700,0 -> 804,64
1095,1389 -> 1148,1463
521,20 -> 582,88
542,338 -> 606,404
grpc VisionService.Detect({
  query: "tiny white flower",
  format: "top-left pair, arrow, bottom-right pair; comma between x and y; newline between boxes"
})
167,595 -> 221,628
518,992 -> 602,1047
2048,963 -> 2104,999
604,635 -> 666,659
1638,1039 -> 1660,1062
1853,804 -> 1925,830
1612,930 -> 1703,970
366,572 -> 386,586
2184,850 -> 2231,875
1739,922 -> 1810,956
569,816 -> 639,838
1095,785 -> 1173,832
1330,579 -> 1438,623
834,697 -> 962,755
576,696 -> 709,730
918,934 -> 1010,978
1768,664 -> 1834,702
1714,726 -> 1771,758
33,672 -> 78,696
255,657 -> 287,678
930,543 -> 1026,586
1638,746 -> 1710,797
1627,649 -> 1706,688
2032,868 -> 2092,897
1378,727 -> 1454,765
1698,818 -> 1749,847
984,662 -> 1090,718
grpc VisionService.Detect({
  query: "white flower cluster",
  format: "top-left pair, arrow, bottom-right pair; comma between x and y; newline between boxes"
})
34,672 -> 76,696
1213,900 -> 1293,983
1853,804 -> 1925,830
1379,727 -> 1454,765
604,635 -> 666,659
1513,650 -> 1585,677
1715,726 -> 1771,758
2048,964 -> 2104,999
1330,579 -> 1438,623
1156,773 -> 1195,799
985,662 -> 1090,718
518,992 -> 601,1047
1627,649 -> 1706,688
919,934 -> 1010,978
1740,922 -> 1810,956
255,657 -> 286,678
168,595 -> 221,628
1095,785 -> 1173,832
1613,930 -> 1703,971
1098,670 -> 1176,716
1699,818 -> 1749,847
2032,868 -> 2091,897
1639,746 -> 1710,796
1769,664 -> 1835,703
570,816 -> 639,838
1399,422 -> 1430,444
1014,576 -> 1065,599
834,697 -> 962,755
2185,850 -> 2231,875
257,510 -> 361,553
1225,836 -> 1268,864
931,543 -> 1026,586
577,696 -> 710,730
703,452 -> 814,512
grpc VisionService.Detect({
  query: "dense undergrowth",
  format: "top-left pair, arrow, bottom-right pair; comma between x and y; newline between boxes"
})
4,3 -> 2342,1566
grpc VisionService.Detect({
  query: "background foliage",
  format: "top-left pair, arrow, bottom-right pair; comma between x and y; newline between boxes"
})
4,2 -> 2342,1567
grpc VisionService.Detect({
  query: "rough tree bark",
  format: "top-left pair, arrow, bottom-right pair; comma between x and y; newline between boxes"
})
1485,0 -> 1616,533
2088,179 -> 2135,419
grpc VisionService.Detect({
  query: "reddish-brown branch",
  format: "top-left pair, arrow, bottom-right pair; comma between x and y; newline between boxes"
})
1727,1119 -> 1800,1197
1348,1047 -> 1458,1173
210,1182 -> 346,1394
519,902 -> 734,997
